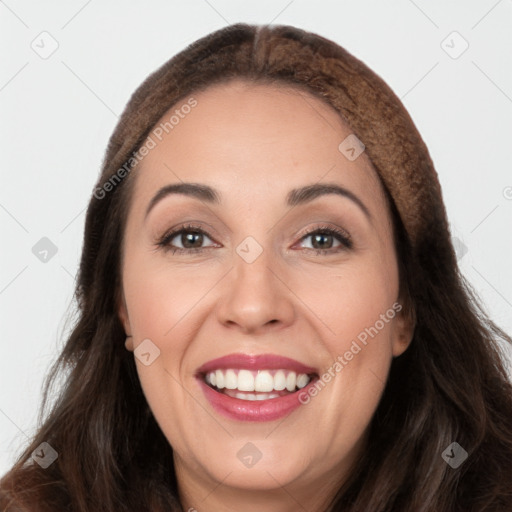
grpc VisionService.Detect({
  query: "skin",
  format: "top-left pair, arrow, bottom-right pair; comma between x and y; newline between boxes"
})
118,79 -> 414,512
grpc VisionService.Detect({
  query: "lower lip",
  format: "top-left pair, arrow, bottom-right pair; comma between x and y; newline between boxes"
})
197,377 -> 317,422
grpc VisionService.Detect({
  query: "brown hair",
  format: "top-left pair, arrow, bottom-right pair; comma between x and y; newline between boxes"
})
1,23 -> 511,512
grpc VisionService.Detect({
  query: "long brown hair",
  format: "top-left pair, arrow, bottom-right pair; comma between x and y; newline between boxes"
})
2,23 -> 511,512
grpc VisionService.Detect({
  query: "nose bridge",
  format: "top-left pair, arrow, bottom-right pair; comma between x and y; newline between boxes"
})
216,234 -> 294,332
234,236 -> 273,290
232,235 -> 277,304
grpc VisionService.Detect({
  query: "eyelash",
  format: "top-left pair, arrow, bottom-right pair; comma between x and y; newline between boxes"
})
156,222 -> 353,256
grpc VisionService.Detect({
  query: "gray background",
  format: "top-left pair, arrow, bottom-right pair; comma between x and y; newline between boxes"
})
1,0 -> 511,476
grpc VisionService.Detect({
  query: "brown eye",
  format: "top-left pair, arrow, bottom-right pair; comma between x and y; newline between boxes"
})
176,231 -> 205,249
157,224 -> 217,254
309,233 -> 336,250
298,226 -> 353,253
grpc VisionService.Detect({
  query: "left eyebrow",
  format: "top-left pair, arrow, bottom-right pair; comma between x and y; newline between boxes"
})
286,183 -> 371,220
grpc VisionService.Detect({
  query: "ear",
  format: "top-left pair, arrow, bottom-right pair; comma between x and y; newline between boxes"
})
391,300 -> 415,357
117,292 -> 134,352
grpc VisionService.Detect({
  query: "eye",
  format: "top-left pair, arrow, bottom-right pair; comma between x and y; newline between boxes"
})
156,223 -> 218,254
296,224 -> 352,254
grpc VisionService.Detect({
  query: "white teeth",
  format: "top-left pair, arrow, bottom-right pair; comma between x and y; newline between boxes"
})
215,369 -> 224,389
254,370 -> 274,392
286,371 -> 297,392
237,370 -> 255,391
233,391 -> 281,401
296,373 -> 309,389
273,370 -> 287,390
204,368 -> 312,394
224,369 -> 237,389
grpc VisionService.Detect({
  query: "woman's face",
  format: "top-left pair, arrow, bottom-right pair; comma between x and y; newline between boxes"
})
118,80 -> 413,508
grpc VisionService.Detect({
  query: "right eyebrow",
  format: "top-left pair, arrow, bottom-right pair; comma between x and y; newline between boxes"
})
145,183 -> 220,220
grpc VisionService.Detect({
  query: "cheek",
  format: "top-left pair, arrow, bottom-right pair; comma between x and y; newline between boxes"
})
294,256 -> 398,351
121,256 -> 214,445
123,254 -> 218,343
291,253 -> 399,428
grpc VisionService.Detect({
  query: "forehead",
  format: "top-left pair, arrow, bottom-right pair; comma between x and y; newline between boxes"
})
128,79 -> 386,214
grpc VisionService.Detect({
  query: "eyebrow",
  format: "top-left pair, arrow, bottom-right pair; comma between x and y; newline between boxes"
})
144,182 -> 371,220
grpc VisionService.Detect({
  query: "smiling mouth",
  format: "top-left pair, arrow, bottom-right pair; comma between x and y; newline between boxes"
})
202,368 -> 317,401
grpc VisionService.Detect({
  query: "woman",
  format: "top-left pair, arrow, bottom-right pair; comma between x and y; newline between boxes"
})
1,23 -> 511,512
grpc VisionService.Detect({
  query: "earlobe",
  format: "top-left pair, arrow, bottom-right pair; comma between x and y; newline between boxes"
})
125,336 -> 134,352
392,305 -> 415,357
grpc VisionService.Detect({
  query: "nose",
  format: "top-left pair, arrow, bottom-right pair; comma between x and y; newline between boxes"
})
215,244 -> 296,334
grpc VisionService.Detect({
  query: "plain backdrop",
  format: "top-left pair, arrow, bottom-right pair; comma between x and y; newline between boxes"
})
1,0 -> 511,477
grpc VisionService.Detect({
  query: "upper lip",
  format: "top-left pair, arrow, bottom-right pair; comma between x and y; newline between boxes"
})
196,353 -> 318,376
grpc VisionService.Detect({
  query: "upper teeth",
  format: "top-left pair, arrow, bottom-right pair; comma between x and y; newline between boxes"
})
205,369 -> 311,392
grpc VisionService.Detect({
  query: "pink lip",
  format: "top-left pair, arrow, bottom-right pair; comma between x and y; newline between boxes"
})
196,353 -> 318,422
196,353 -> 317,375
197,379 -> 318,422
